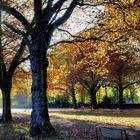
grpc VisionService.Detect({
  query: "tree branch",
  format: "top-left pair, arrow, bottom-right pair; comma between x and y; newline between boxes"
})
55,87 -> 72,96
0,4 -> 32,33
123,81 -> 140,89
34,0 -> 42,26
2,21 -> 30,47
105,85 -> 119,90
7,40 -> 27,78
51,0 -> 78,29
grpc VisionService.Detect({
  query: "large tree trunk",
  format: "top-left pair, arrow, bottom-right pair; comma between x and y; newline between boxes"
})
1,82 -> 12,122
29,38 -> 55,136
119,86 -> 124,109
71,83 -> 78,109
90,89 -> 98,109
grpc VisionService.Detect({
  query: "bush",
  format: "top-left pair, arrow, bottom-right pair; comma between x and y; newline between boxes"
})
100,95 -> 126,105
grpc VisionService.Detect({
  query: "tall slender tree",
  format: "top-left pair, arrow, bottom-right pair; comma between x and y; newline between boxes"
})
0,0 -> 30,122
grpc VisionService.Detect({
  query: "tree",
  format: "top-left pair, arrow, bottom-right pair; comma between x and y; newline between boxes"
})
0,0 -> 86,136
56,82 -> 78,109
60,40 -> 108,109
106,46 -> 140,109
0,0 -> 30,122
48,47 -> 79,109
125,84 -> 140,105
1,0 -> 139,135
0,29 -> 29,122
50,30 -> 110,109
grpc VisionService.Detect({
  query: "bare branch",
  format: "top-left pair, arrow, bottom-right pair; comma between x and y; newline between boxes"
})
123,81 -> 140,89
0,4 -> 33,33
2,21 -> 30,47
51,0 -> 78,29
55,87 -> 72,96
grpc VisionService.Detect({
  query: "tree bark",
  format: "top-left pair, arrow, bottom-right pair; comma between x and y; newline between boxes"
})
29,38 -> 55,136
1,82 -> 12,122
105,87 -> 108,98
72,93 -> 78,109
71,83 -> 78,109
119,86 -> 124,109
90,89 -> 98,109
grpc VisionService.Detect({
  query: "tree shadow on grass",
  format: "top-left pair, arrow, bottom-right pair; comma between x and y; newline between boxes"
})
0,116 -> 77,140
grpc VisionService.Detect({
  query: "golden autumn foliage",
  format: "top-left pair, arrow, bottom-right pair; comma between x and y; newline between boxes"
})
1,0 -> 140,100
47,0 -> 140,98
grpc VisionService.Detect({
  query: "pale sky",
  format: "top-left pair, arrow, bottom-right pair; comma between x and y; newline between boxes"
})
51,5 -> 104,45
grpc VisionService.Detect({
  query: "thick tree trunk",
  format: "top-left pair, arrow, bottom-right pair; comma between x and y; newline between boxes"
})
71,83 -> 78,109
119,86 -> 124,109
90,90 -> 98,109
29,39 -> 55,136
1,83 -> 12,122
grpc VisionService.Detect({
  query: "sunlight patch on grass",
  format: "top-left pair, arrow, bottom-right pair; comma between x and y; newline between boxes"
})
49,109 -> 140,128
12,109 -> 140,128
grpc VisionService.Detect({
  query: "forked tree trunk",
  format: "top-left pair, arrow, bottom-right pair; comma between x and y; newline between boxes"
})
90,89 -> 98,109
29,38 -> 55,136
1,82 -> 12,122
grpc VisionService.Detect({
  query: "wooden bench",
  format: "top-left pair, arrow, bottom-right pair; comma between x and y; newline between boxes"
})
96,126 -> 128,140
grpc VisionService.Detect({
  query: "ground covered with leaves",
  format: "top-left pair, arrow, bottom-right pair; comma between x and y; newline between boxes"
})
0,109 -> 140,140
49,109 -> 140,128
0,115 -> 97,140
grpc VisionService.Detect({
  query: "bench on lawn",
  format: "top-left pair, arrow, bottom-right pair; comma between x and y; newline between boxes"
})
96,126 -> 128,140
96,126 -> 140,140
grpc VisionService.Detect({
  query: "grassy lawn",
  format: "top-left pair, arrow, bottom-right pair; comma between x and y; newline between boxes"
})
49,109 -> 140,128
